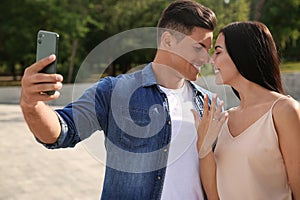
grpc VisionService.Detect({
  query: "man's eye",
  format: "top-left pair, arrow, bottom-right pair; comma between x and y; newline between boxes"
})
194,46 -> 203,52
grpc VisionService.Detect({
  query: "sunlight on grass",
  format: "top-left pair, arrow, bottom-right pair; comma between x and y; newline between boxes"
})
199,61 -> 300,77
280,62 -> 300,72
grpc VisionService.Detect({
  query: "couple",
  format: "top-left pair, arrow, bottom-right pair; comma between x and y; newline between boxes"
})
20,0 -> 300,199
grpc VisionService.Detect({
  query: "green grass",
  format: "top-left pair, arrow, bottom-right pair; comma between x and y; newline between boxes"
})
199,62 -> 300,76
280,62 -> 300,73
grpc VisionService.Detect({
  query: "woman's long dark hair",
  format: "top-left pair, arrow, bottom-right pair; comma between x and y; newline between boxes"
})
219,21 -> 284,99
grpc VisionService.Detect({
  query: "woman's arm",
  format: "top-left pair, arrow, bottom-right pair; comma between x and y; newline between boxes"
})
199,152 -> 219,200
192,94 -> 227,200
274,98 -> 300,200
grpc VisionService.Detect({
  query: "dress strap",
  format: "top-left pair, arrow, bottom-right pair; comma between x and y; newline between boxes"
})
270,95 -> 290,110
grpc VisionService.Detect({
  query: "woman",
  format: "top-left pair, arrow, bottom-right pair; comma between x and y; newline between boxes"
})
192,21 -> 300,200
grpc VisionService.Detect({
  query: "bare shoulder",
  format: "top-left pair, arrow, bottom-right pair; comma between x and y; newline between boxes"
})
273,96 -> 300,117
273,96 -> 300,132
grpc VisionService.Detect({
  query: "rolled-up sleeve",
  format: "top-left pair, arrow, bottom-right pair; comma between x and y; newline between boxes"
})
37,80 -> 110,149
35,111 -> 80,149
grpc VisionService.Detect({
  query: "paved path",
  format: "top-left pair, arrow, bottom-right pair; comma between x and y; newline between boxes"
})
0,104 -> 105,200
0,72 -> 299,200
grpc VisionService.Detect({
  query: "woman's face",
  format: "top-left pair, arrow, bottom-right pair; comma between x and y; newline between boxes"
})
212,33 -> 240,85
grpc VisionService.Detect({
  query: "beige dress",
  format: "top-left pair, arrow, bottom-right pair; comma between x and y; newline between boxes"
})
214,98 -> 292,200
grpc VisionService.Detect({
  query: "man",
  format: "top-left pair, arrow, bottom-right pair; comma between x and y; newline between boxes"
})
20,0 -> 217,199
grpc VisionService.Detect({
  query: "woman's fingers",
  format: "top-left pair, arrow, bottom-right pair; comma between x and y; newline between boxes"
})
193,93 -> 229,159
209,94 -> 217,120
212,100 -> 223,121
219,110 -> 228,124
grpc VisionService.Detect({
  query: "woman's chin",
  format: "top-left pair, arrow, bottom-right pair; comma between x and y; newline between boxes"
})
215,78 -> 223,85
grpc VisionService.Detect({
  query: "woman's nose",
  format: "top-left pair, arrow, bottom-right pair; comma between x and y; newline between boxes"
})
209,57 -> 214,64
211,53 -> 216,62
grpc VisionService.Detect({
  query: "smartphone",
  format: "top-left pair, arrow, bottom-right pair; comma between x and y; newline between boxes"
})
36,30 -> 59,95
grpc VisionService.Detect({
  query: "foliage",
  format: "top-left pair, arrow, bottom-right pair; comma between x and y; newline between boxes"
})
200,0 -> 250,33
0,0 -> 299,82
259,0 -> 300,60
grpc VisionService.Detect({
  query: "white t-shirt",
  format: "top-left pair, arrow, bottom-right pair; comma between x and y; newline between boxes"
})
159,81 -> 204,200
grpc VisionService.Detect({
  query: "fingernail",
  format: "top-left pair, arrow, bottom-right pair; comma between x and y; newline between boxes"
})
57,82 -> 63,88
213,93 -> 217,98
49,54 -> 56,60
56,75 -> 63,81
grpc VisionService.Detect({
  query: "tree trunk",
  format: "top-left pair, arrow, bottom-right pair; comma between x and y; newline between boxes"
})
10,63 -> 17,81
254,0 -> 265,20
67,38 -> 79,83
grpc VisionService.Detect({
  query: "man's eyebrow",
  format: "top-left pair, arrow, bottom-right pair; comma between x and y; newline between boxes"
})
214,45 -> 223,50
198,42 -> 212,50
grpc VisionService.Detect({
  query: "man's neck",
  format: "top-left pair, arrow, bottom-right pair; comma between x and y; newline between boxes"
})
152,51 -> 185,89
152,62 -> 185,89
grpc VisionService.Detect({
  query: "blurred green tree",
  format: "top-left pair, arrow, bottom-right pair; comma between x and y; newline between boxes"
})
0,0 -> 299,82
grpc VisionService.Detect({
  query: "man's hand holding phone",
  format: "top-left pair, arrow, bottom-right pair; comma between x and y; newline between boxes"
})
20,54 -> 63,107
20,30 -> 63,145
20,30 -> 63,107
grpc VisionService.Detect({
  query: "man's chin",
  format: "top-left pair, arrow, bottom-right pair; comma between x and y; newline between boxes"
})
188,76 -> 198,82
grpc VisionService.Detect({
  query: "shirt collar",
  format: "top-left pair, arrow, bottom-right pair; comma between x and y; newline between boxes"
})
189,81 -> 205,97
141,62 -> 158,87
141,62 -> 204,97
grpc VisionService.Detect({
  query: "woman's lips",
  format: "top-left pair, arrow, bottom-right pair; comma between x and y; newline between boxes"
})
214,65 -> 220,74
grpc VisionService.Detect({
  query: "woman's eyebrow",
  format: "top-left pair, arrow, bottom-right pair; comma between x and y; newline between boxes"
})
214,45 -> 223,50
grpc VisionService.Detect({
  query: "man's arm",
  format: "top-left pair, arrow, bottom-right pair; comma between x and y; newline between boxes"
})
20,55 -> 63,144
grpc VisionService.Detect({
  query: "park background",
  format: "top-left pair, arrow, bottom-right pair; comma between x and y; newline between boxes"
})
0,0 -> 299,200
0,0 -> 300,84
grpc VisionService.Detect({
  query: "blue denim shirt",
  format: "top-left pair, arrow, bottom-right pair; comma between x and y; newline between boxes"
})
42,63 -> 213,200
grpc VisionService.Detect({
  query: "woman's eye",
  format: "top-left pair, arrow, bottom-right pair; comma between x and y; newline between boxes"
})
215,51 -> 221,55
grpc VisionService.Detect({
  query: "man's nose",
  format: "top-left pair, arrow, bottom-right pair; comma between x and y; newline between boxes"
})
208,57 -> 214,64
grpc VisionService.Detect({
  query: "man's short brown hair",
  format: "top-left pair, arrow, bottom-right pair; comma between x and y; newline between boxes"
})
157,0 -> 217,41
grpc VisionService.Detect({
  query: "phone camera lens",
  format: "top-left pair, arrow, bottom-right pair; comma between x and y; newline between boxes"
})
38,39 -> 42,44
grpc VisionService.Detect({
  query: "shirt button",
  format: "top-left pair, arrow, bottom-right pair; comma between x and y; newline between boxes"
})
163,148 -> 168,152
157,176 -> 161,180
168,121 -> 171,125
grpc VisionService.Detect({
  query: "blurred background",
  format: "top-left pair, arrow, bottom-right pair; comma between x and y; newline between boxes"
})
0,1 -> 299,199
0,0 -> 299,85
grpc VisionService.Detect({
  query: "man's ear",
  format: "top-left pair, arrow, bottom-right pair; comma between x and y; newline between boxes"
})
160,31 -> 174,49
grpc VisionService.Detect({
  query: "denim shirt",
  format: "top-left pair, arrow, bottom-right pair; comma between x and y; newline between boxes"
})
42,63 -> 213,200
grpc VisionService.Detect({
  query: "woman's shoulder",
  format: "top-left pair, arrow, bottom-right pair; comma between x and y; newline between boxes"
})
273,95 -> 300,115
272,95 -> 300,128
